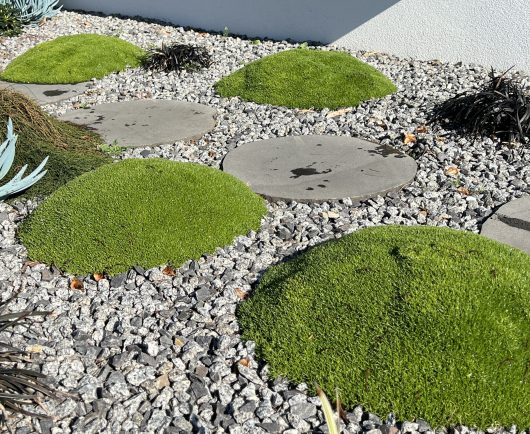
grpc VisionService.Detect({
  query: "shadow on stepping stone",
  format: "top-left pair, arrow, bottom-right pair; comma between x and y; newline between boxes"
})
222,135 -> 417,203
481,196 -> 530,254
0,80 -> 90,105
59,100 -> 217,148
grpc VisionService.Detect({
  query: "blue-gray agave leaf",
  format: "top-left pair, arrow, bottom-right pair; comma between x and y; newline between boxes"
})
0,118 -> 48,201
0,0 -> 61,24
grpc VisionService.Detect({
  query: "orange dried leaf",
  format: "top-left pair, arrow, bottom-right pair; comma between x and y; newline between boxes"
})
457,186 -> 471,196
403,132 -> 417,144
70,278 -> 84,290
445,166 -> 460,176
238,358 -> 251,368
416,125 -> 428,134
235,288 -> 249,300
163,265 -> 176,276
93,273 -> 105,282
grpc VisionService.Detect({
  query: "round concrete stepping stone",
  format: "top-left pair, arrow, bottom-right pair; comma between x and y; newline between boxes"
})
0,80 -> 90,105
481,196 -> 530,254
59,100 -> 217,148
222,135 -> 417,202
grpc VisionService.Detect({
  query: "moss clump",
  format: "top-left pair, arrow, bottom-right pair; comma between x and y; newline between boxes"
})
0,88 -> 110,200
238,225 -> 530,428
1,34 -> 145,84
215,49 -> 396,109
19,159 -> 267,276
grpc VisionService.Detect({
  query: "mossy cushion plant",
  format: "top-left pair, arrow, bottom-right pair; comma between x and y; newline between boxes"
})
215,49 -> 396,109
0,88 -> 110,200
237,225 -> 530,428
19,159 -> 267,276
1,34 -> 145,84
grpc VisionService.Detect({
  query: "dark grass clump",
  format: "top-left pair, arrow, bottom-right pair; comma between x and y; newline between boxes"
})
0,88 -> 111,200
142,43 -> 212,73
237,225 -> 530,428
0,297 -> 59,425
0,4 -> 22,37
430,69 -> 530,143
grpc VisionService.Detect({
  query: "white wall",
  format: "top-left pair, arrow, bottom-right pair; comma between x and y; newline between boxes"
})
62,0 -> 530,71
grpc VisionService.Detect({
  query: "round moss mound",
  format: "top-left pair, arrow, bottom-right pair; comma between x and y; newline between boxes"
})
0,88 -> 111,200
237,226 -> 530,428
19,159 -> 267,276
215,49 -> 397,109
1,34 -> 145,84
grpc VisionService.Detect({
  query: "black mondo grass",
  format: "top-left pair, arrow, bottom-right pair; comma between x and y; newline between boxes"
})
142,43 -> 212,72
429,68 -> 530,143
0,296 -> 60,426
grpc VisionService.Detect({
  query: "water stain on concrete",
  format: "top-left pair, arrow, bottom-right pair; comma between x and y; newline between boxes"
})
43,89 -> 68,96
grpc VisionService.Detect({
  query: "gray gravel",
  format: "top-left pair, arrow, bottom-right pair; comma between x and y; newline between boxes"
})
1,9 -> 530,434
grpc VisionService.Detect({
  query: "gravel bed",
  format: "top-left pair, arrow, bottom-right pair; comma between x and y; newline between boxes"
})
1,10 -> 530,434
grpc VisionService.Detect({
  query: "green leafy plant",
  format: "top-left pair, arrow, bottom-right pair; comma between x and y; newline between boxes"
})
98,141 -> 124,156
0,0 -> 61,25
142,43 -> 212,73
0,3 -> 22,37
0,118 -> 48,201
430,68 -> 530,143
0,295 -> 59,426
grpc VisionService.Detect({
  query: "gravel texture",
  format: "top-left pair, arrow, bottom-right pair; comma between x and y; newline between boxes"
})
1,10 -> 530,434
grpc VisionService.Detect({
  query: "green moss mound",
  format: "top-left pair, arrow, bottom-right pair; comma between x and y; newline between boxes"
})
238,226 -> 530,428
215,49 -> 397,109
0,88 -> 111,200
19,159 -> 267,276
1,34 -> 145,84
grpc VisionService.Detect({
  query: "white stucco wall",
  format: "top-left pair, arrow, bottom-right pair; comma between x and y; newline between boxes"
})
61,0 -> 530,71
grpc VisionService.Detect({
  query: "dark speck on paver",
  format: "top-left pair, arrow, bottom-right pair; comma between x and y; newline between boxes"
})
290,167 -> 332,179
318,184 -> 326,188
43,89 -> 68,96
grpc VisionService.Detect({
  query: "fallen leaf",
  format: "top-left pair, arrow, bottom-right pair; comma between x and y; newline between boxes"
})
238,358 -> 251,368
70,278 -> 84,290
403,132 -> 417,144
93,273 -> 105,282
326,108 -> 352,118
162,265 -> 176,276
445,166 -> 460,176
235,288 -> 249,300
416,125 -> 429,134
24,261 -> 40,268
26,344 -> 43,353
457,186 -> 471,196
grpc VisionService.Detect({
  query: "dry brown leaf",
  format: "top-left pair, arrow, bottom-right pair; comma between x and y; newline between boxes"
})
70,278 -> 84,290
235,288 -> 249,300
457,186 -> 471,196
93,273 -> 105,282
26,344 -> 43,353
162,265 -> 176,276
403,132 -> 417,144
24,261 -> 40,267
326,108 -> 352,118
238,358 -> 251,368
416,125 -> 429,134
445,166 -> 460,176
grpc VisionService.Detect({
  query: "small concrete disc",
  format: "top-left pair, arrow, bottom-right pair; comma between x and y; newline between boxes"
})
59,100 -> 217,148
0,80 -> 90,105
222,135 -> 417,202
481,196 -> 530,254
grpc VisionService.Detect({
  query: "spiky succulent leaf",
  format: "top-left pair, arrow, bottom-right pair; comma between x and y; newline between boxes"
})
0,118 -> 48,201
0,0 -> 61,25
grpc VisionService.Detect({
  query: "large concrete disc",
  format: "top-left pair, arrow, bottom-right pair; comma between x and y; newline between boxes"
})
481,196 -> 530,254
222,135 -> 417,202
0,80 -> 90,105
59,100 -> 217,148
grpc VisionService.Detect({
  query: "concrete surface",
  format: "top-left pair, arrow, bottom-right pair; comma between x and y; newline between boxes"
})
221,135 -> 417,202
481,197 -> 530,254
59,100 -> 217,148
0,80 -> 90,105
62,0 -> 530,71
